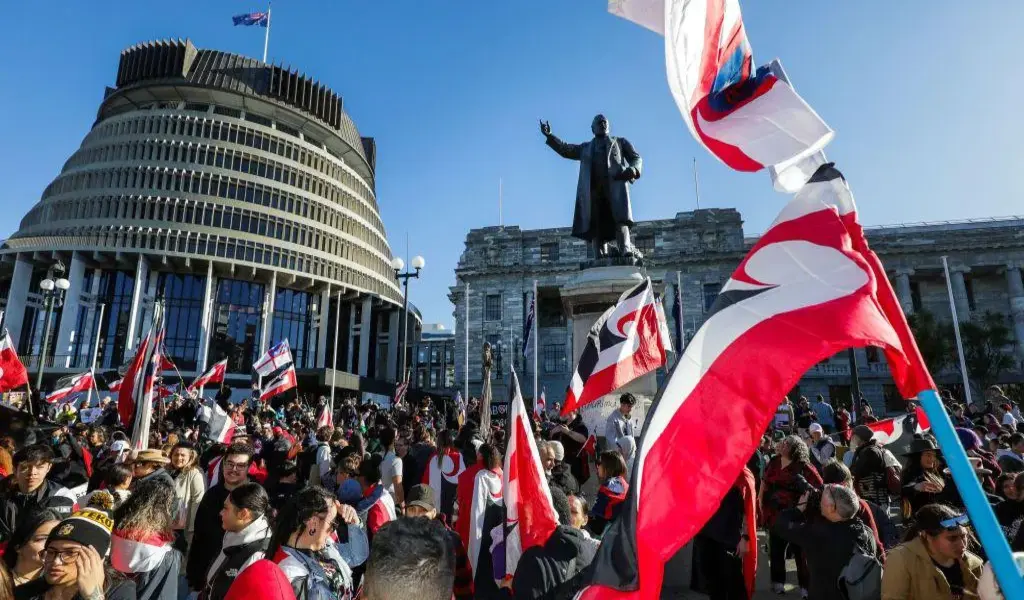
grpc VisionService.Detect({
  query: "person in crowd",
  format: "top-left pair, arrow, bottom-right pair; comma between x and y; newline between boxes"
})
549,411 -> 590,486
955,428 -> 1001,493
334,454 -> 363,507
774,484 -> 877,600
859,401 -> 878,424
110,479 -> 182,600
567,495 -> 600,553
362,517 -> 454,600
794,396 -> 815,434
540,441 -> 579,497
835,403 -> 852,444
14,508 -> 136,600
849,425 -> 900,510
881,504 -> 983,600
604,394 -> 636,450
0,445 -> 77,543
774,397 -> 795,435
82,463 -> 132,511
186,442 -> 254,592
995,433 -> 1024,472
760,435 -> 822,596
356,455 -> 398,539
130,449 -> 175,489
406,424 -> 437,500
205,483 -> 272,600
499,486 -> 596,599
810,395 -> 835,434
694,467 -> 756,600
85,429 -> 106,459
306,427 -> 333,489
3,511 -> 59,588
0,562 -> 11,600
47,426 -> 91,489
615,436 -> 636,483
403,485 -> 472,600
267,486 -> 363,600
0,446 -> 13,481
821,459 -> 894,554
589,451 -> 629,537
378,426 -> 405,513
168,442 -> 205,553
997,403 -> 1018,429
900,437 -> 954,518
808,423 -> 836,471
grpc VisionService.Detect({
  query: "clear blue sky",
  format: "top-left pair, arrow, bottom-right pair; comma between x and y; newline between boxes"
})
2,1 -> 1022,327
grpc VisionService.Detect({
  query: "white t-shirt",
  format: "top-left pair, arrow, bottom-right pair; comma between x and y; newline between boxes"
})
1002,412 -> 1018,427
381,450 -> 402,497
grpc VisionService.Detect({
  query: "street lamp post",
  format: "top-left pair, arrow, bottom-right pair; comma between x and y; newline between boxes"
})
34,263 -> 71,399
392,255 -> 425,383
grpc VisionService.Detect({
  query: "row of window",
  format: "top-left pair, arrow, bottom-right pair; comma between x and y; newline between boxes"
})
84,110 -> 373,203
63,134 -> 384,237
31,166 -> 393,274
11,226 -> 399,302
537,235 -> 656,265
29,195 -> 390,281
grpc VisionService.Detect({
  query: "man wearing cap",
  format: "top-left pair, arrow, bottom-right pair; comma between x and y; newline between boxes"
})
14,508 -> 137,600
404,484 -> 472,600
0,445 -> 77,544
604,393 -> 636,451
130,449 -> 174,489
849,425 -> 898,510
808,423 -> 836,471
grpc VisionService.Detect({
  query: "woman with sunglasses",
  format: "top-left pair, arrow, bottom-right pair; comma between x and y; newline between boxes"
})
267,486 -> 364,600
881,503 -> 983,599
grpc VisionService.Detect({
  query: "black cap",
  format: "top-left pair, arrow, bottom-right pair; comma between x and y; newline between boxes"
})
407,484 -> 436,511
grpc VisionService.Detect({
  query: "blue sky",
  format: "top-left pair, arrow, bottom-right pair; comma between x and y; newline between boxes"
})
2,1 -> 1022,327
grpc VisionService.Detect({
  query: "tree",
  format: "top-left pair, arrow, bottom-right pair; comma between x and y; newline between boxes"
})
907,310 -> 953,377
960,311 -> 1015,391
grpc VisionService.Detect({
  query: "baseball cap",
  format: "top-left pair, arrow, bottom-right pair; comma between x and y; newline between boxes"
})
407,484 -> 436,511
808,423 -> 823,435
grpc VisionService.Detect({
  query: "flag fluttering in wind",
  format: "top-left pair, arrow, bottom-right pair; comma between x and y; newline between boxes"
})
522,294 -> 535,358
867,406 -> 932,446
253,340 -> 293,377
423,446 -> 466,521
534,389 -> 546,419
232,12 -> 269,27
394,380 -> 409,409
502,368 -> 559,578
563,278 -> 670,415
316,401 -> 333,429
609,0 -> 832,192
188,359 -> 227,393
260,365 -> 297,402
0,330 -> 29,393
198,400 -> 236,444
121,304 -> 166,450
107,377 -> 123,393
577,164 -> 934,599
455,391 -> 467,427
47,372 -> 94,405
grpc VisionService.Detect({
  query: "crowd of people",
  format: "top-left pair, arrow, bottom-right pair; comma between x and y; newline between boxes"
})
0,383 -> 1020,600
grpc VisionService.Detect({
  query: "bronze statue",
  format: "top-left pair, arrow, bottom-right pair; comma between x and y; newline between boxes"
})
480,342 -> 493,439
540,115 -> 643,260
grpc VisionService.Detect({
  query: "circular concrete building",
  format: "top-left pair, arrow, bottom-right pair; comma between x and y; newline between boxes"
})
1,39 -> 415,392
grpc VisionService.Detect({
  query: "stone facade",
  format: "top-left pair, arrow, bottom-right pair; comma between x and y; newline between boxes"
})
450,210 -> 1024,416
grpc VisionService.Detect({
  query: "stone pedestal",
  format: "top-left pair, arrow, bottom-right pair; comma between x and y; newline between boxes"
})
561,265 -> 658,438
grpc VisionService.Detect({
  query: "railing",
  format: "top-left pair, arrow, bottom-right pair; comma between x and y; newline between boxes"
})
22,354 -> 91,371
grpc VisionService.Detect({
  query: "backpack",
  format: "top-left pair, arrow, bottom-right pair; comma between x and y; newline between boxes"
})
838,551 -> 883,600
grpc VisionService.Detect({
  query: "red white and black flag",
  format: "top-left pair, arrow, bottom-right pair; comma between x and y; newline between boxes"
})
188,359 -> 227,393
119,304 -> 166,450
47,372 -> 94,405
198,399 -> 236,444
563,278 -> 670,414
867,405 -> 932,446
577,164 -> 934,599
0,329 -> 29,393
260,365 -> 297,402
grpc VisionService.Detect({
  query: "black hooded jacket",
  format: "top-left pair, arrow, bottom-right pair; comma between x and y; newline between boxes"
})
506,526 -> 597,600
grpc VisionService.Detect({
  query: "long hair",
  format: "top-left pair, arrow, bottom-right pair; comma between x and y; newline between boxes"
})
266,486 -> 334,559
3,509 -> 60,570
0,560 -> 12,600
113,480 -> 175,537
436,430 -> 455,468
782,435 -> 811,465
170,443 -> 200,475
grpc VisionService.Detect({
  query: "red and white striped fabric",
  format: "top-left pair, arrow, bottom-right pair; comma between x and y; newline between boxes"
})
534,389 -> 546,419
188,359 -> 227,393
260,365 -> 297,402
47,372 -> 94,405
316,402 -> 333,429
199,400 -> 236,444
0,330 -> 29,393
868,406 -> 932,445
577,164 -> 935,599
610,0 -> 833,191
503,369 -> 559,578
394,380 -> 409,409
110,530 -> 176,575
108,377 -> 123,392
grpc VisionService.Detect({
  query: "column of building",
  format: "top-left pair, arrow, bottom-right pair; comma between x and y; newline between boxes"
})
386,310 -> 400,382
949,265 -> 971,321
1006,262 -> 1024,363
54,253 -> 87,368
358,295 -> 373,377
316,285 -> 331,369
893,268 -> 915,316
5,255 -> 34,349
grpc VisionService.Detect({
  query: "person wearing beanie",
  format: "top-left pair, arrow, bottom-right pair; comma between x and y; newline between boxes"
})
849,424 -> 899,510
14,509 -> 136,600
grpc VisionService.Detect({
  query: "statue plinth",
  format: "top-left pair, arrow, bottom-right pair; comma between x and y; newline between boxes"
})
560,265 -> 658,439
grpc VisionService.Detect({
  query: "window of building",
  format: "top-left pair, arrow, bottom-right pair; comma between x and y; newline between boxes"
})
209,279 -> 266,374
158,273 -> 205,371
635,234 -> 655,258
485,294 -> 502,322
543,344 -> 566,374
865,346 -> 881,364
702,282 -> 722,313
965,278 -> 977,312
540,242 -> 559,263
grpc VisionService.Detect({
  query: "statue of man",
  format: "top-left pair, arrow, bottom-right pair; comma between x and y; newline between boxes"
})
540,115 -> 643,259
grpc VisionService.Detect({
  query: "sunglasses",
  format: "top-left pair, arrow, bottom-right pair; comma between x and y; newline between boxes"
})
939,514 -> 970,529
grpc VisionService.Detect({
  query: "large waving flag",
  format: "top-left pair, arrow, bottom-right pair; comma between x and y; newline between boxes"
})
423,446 -> 466,521
260,365 -> 297,402
188,359 -> 227,393
232,11 -> 269,27
867,405 -> 932,446
577,164 -> 934,599
131,305 -> 166,450
563,278 -> 670,415
0,330 -> 29,393
47,372 -> 94,405
198,399 -> 236,444
254,340 -> 293,377
502,368 -> 559,579
609,0 -> 832,191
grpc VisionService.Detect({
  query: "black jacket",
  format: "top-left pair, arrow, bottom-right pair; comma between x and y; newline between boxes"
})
0,478 -> 76,543
774,508 -> 876,600
547,463 -> 580,497
185,482 -> 232,590
137,467 -> 175,489
507,526 -> 597,600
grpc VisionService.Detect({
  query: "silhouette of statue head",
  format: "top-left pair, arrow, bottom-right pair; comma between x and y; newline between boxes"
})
591,114 -> 610,138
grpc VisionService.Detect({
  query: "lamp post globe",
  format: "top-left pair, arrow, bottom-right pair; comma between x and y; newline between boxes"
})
391,257 -> 405,272
55,278 -> 71,291
411,256 -> 425,271
39,278 -> 55,292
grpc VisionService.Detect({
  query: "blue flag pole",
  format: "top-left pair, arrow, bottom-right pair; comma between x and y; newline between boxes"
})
918,388 -> 1024,597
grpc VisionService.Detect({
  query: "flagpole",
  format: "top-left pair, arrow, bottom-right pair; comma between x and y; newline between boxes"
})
532,280 -> 538,405
262,4 -> 272,63
941,256 -> 974,405
464,281 -> 470,403
692,157 -> 701,210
